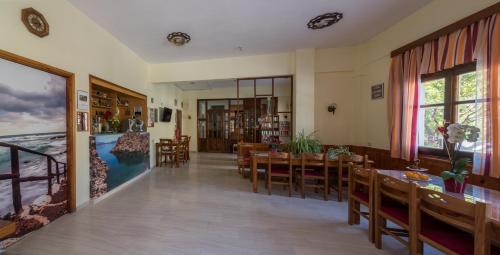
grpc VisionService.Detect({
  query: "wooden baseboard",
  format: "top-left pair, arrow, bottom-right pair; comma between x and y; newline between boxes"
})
324,145 -> 500,191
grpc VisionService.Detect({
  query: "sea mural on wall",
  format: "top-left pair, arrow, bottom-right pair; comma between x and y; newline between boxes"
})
0,58 -> 69,248
90,132 -> 150,199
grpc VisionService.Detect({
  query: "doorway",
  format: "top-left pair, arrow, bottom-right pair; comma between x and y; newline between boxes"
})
207,109 -> 226,152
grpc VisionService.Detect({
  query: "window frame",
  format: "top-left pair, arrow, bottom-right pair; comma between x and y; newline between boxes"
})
418,62 -> 477,159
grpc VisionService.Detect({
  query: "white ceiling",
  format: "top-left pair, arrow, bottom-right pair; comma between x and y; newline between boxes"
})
171,79 -> 237,91
69,0 -> 431,63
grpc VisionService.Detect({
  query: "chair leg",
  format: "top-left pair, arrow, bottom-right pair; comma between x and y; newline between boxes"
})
268,174 -> 272,196
288,176 -> 292,197
301,178 -> 305,199
348,198 -> 354,225
375,215 -> 382,249
324,177 -> 328,201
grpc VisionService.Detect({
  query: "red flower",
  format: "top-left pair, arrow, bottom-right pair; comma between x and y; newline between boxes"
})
103,111 -> 112,121
437,126 -> 446,135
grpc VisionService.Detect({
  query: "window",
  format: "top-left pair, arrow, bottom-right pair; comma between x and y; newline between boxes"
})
418,63 -> 482,157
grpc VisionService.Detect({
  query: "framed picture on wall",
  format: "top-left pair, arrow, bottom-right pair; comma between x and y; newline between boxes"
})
77,112 -> 89,131
371,83 -> 384,100
77,90 -> 89,111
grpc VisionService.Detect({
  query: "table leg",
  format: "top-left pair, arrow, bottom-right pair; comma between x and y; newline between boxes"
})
156,144 -> 160,167
176,146 -> 180,168
252,157 -> 258,193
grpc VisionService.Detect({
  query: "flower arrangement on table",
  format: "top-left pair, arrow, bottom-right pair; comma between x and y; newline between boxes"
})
437,123 -> 480,193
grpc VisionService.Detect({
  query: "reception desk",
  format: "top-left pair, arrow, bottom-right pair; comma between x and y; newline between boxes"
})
89,132 -> 150,199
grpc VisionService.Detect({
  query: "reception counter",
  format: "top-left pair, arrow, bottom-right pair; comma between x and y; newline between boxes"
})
89,132 -> 150,199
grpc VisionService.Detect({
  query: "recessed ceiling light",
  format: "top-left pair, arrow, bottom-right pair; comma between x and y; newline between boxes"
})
167,32 -> 191,46
307,12 -> 343,30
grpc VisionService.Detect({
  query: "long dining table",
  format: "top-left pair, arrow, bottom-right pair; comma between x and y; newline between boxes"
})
250,151 -> 372,193
377,169 -> 500,242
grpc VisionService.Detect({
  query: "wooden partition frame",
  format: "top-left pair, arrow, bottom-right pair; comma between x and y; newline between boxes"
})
0,49 -> 76,212
236,75 -> 294,143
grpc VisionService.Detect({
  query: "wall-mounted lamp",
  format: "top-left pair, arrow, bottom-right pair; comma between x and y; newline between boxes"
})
328,103 -> 337,116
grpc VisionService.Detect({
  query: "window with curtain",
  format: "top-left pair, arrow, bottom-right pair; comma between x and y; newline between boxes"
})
418,62 -> 483,158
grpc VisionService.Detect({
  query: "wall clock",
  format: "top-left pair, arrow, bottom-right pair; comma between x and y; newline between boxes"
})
21,8 -> 49,37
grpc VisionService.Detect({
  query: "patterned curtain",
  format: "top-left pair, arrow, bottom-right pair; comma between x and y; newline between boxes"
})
388,13 -> 500,178
473,14 -> 500,178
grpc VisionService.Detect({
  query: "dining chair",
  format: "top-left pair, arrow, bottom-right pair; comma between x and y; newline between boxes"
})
374,171 -> 413,251
181,135 -> 191,160
347,162 -> 375,243
332,154 -> 370,202
266,152 -> 293,196
410,184 -> 497,255
237,143 -> 254,178
296,153 -> 329,201
177,139 -> 187,165
160,140 -> 176,168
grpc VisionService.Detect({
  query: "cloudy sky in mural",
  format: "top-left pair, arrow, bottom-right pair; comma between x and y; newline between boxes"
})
0,58 -> 66,136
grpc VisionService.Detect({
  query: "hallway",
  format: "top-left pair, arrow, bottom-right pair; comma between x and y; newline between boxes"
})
7,153 -> 417,255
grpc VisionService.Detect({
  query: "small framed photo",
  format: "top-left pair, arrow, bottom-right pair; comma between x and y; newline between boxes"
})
77,90 -> 89,111
148,108 -> 155,127
371,83 -> 384,100
77,112 -> 89,132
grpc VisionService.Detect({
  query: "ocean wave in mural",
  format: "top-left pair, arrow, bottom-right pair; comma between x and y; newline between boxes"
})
0,58 -> 68,248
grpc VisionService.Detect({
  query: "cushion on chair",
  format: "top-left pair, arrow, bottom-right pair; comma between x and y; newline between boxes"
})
304,171 -> 325,177
380,205 -> 408,225
421,215 -> 476,255
270,168 -> 290,175
351,191 -> 369,203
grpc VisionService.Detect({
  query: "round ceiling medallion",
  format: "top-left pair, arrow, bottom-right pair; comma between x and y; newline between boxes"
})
307,12 -> 343,30
167,32 -> 191,46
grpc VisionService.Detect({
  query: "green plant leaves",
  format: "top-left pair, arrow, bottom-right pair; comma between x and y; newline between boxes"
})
287,130 -> 322,154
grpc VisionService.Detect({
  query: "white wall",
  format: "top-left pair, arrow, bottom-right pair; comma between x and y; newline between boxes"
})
150,53 -> 294,83
0,0 -> 178,207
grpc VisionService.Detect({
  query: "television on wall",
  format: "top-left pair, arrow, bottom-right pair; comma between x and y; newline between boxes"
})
161,107 -> 172,122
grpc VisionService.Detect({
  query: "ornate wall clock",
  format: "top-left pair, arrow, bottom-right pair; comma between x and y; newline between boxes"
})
21,8 -> 49,37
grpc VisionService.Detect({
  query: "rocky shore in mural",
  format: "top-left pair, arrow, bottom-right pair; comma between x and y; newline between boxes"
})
90,133 -> 149,199
111,132 -> 149,154
0,179 -> 68,248
89,136 -> 108,198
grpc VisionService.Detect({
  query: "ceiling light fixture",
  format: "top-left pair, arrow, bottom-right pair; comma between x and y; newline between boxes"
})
167,32 -> 191,46
307,12 -> 343,30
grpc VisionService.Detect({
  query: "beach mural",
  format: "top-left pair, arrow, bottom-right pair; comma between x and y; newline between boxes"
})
0,58 -> 69,248
90,132 -> 149,199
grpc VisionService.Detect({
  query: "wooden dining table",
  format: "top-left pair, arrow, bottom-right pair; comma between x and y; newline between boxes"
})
250,151 -> 373,193
377,169 -> 500,242
155,140 -> 180,168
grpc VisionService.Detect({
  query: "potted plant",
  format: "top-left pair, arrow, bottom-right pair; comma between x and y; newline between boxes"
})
287,130 -> 322,156
109,117 -> 121,133
327,145 -> 353,160
437,123 -> 480,193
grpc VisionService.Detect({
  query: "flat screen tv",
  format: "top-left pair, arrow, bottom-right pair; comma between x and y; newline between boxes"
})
162,107 -> 172,122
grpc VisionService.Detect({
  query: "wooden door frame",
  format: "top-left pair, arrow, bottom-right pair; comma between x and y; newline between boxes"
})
206,108 -> 226,152
0,49 -> 76,212
176,109 -> 182,136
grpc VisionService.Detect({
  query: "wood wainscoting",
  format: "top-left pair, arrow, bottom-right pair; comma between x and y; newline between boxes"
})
324,145 -> 500,191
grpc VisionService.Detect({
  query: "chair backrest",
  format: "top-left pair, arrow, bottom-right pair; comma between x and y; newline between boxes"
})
411,185 -> 489,255
301,153 -> 327,168
238,143 -> 254,158
254,143 -> 271,152
160,138 -> 173,143
376,172 -> 411,205
415,186 -> 485,233
268,152 -> 290,164
348,163 -> 373,194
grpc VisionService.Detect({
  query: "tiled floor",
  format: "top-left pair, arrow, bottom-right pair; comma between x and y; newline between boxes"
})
5,153 -> 438,255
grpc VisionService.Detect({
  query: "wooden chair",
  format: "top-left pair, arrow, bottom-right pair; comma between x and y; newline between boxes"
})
180,135 -> 191,160
331,154 -> 370,202
347,162 -> 375,242
410,185 -> 496,255
374,172 -> 413,251
177,139 -> 187,164
237,143 -> 254,177
266,152 -> 293,196
296,153 -> 329,201
160,140 -> 177,168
